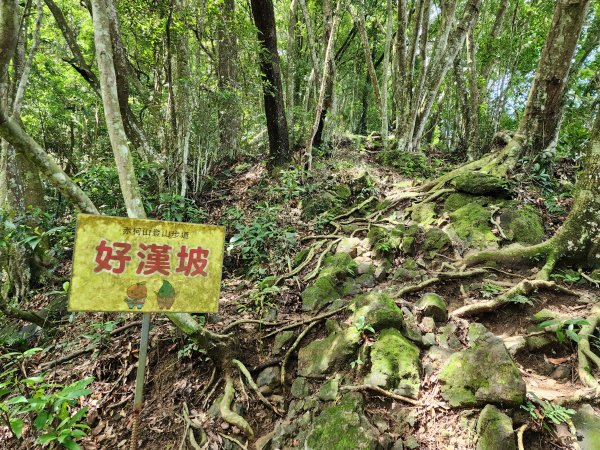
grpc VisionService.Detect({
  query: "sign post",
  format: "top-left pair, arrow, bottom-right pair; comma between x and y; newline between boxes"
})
68,214 -> 225,449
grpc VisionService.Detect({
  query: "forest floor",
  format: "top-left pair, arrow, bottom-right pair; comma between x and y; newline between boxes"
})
2,137 -> 600,450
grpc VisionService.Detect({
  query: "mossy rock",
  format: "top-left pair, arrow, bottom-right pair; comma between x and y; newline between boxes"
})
439,334 -> 525,407
422,228 -> 451,258
411,202 -> 436,226
302,192 -> 340,219
476,405 -> 516,450
272,330 -> 295,355
572,404 -> 600,450
297,326 -> 361,377
448,203 -> 498,250
452,172 -> 510,197
392,267 -> 421,282
376,150 -> 433,178
499,205 -> 544,244
364,328 -> 420,398
334,183 -> 352,201
301,274 -> 341,311
444,193 -> 495,212
322,253 -> 358,279
348,170 -> 377,197
293,248 -> 310,266
416,293 -> 448,323
304,393 -> 377,450
350,292 -> 404,331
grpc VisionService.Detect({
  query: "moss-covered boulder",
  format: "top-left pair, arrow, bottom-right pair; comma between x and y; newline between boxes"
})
452,172 -> 510,196
350,292 -> 404,331
422,228 -> 452,258
376,150 -> 433,178
499,205 -> 544,244
301,274 -> 341,311
301,253 -> 358,311
476,405 -> 516,450
572,404 -> 600,450
444,193 -> 495,212
416,293 -> 448,323
302,192 -> 340,219
297,326 -> 361,378
336,237 -> 363,257
448,203 -> 498,250
364,328 -> 420,398
438,334 -> 525,407
305,393 -> 377,450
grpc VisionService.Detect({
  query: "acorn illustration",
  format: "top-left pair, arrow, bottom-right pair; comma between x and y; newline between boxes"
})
157,280 -> 176,310
125,282 -> 147,310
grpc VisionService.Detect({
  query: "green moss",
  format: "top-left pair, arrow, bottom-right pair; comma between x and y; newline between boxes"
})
323,253 -> 358,279
422,228 -> 451,258
476,405 -> 516,450
411,202 -> 436,226
297,326 -> 361,377
439,336 -> 525,408
499,205 -> 544,244
444,193 -> 494,212
305,393 -> 376,450
334,183 -> 352,201
301,274 -> 340,311
572,404 -> 600,450
449,203 -> 498,249
350,293 -> 404,331
416,293 -> 448,323
376,150 -> 433,178
302,192 -> 340,219
452,172 -> 510,196
364,328 -> 420,398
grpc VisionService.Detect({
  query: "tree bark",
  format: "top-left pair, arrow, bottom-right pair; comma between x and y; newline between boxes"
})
250,0 -> 290,168
218,0 -> 241,159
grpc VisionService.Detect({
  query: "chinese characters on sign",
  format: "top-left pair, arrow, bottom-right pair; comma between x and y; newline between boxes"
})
69,214 -> 224,313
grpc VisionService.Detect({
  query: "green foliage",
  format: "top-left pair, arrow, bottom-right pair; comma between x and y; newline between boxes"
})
537,318 -> 589,343
0,349 -> 92,448
550,270 -> 581,284
225,203 -> 297,278
352,316 -> 375,336
521,393 -> 576,427
506,294 -> 534,306
153,193 -> 207,223
238,284 -> 281,315
480,283 -> 503,299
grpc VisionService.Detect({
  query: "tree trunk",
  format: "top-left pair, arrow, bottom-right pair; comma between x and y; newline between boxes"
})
286,0 -> 298,134
487,0 -> 591,175
380,0 -> 393,144
218,0 -> 241,160
250,0 -> 290,168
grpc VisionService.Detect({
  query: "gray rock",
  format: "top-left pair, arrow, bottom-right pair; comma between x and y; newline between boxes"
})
420,317 -> 436,333
416,293 -> 448,323
476,404 -> 516,450
257,366 -> 280,389
272,330 -> 295,355
572,404 -> 600,450
291,377 -> 310,399
336,237 -> 363,257
318,378 -> 339,401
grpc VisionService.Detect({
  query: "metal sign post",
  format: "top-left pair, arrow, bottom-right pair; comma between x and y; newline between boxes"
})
129,313 -> 151,450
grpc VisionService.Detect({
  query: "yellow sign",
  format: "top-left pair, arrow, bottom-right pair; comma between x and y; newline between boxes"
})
69,214 -> 224,313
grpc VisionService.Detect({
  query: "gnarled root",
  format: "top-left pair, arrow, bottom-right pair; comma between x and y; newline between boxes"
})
220,375 -> 254,437
451,279 -> 578,318
577,304 -> 600,392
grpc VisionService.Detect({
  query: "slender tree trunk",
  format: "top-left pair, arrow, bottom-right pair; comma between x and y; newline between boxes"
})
380,0 -> 393,144
351,8 -> 381,116
250,0 -> 290,168
91,0 -> 145,218
488,0 -> 591,174
218,0 -> 241,159
286,0 -> 298,135
466,29 -> 480,159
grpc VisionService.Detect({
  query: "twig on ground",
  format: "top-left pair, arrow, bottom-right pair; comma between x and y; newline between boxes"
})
263,306 -> 348,339
232,359 -> 282,415
340,384 -> 420,405
280,321 -> 319,386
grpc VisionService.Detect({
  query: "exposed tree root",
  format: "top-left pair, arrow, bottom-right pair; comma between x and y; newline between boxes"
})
451,279 -> 578,318
331,196 -> 376,221
304,238 -> 342,281
280,321 -> 319,386
220,375 -> 254,437
232,359 -> 282,415
263,305 -> 348,339
516,424 -> 528,450
577,304 -> 600,392
395,268 -> 488,298
340,384 -> 420,405
219,432 -> 248,450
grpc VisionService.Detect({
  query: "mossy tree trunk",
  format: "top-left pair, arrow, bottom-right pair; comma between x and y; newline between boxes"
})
466,107 -> 600,274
